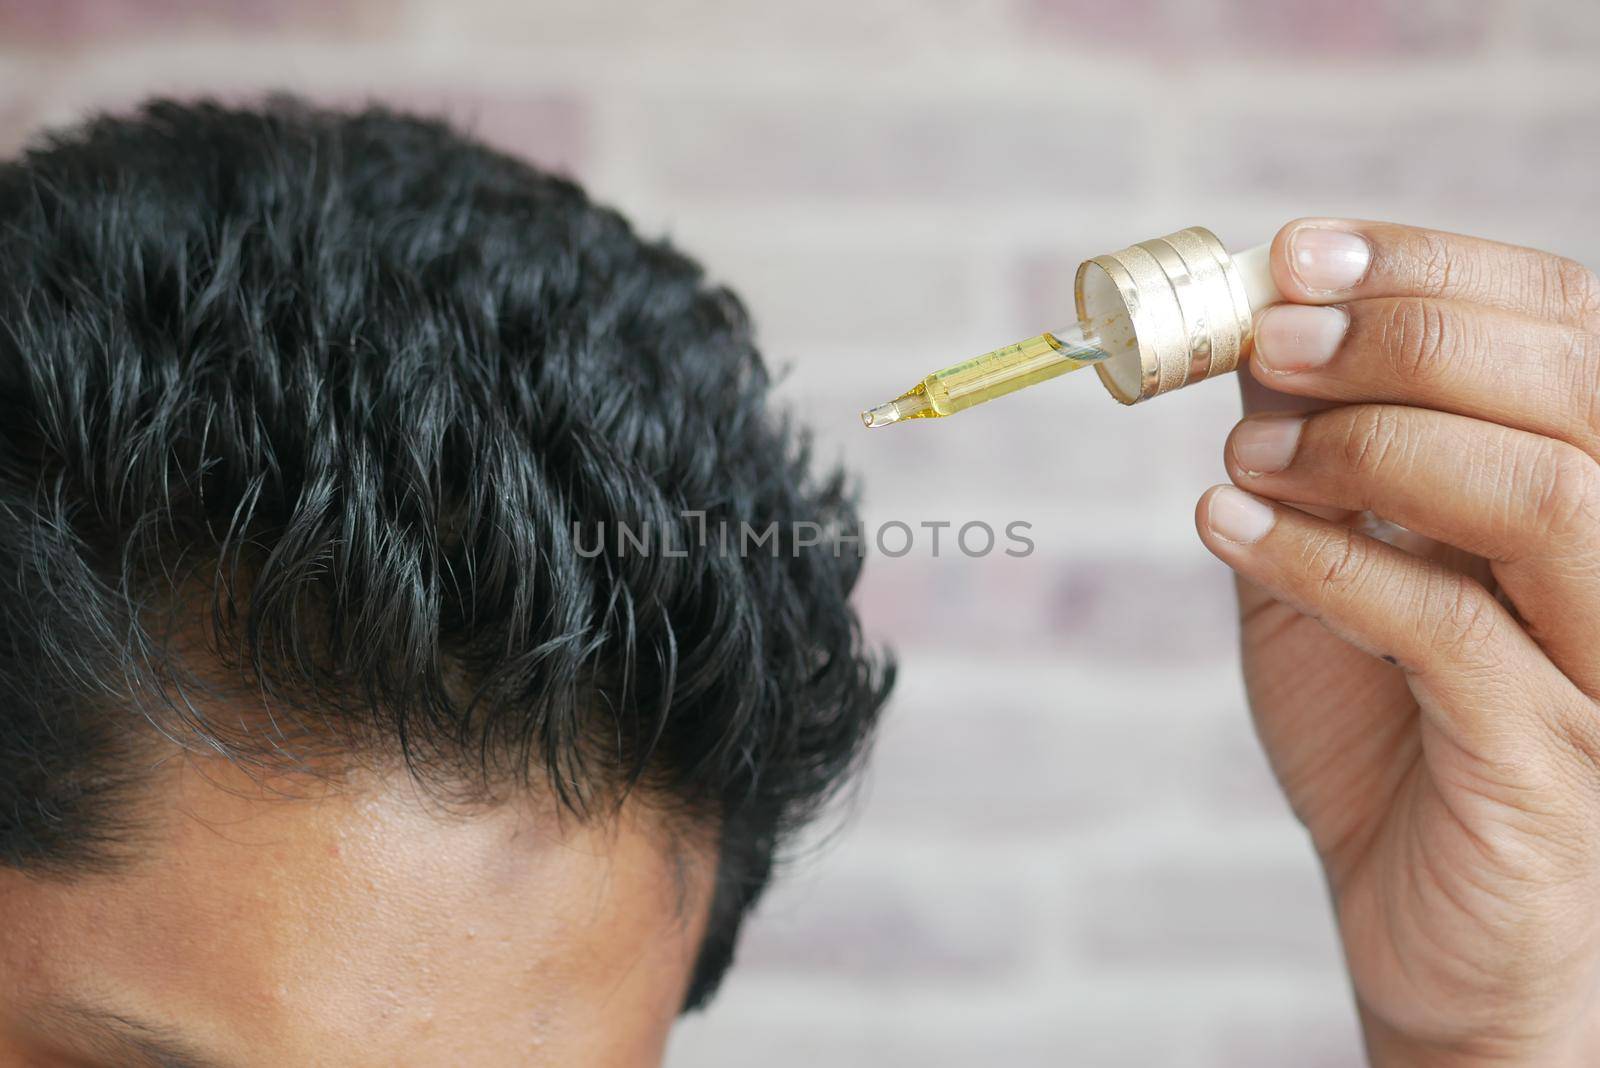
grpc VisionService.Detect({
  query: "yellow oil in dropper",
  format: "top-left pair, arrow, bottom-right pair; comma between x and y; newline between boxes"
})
860,322 -> 1111,428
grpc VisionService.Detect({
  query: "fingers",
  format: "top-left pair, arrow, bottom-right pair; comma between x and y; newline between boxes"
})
1249,298 -> 1600,458
1269,218 -> 1600,331
1195,486 -> 1594,769
1223,404 -> 1600,695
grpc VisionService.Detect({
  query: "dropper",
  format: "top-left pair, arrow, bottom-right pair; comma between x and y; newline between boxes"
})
860,324 -> 1110,428
861,226 -> 1282,425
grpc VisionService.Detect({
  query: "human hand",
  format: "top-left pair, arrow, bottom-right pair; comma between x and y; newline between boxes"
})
1195,219 -> 1600,1066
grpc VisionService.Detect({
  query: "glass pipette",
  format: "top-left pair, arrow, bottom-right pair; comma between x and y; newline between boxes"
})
860,322 -> 1110,428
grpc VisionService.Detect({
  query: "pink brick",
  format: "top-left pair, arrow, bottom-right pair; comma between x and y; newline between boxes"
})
738,866 -> 1035,978
8,87 -> 589,181
851,547 -> 1241,663
671,1012 -> 1178,1068
1188,718 -> 1295,819
864,692 -> 1285,834
702,244 -> 974,346
1053,555 -> 1239,662
1189,113 -> 1600,207
0,0 -> 377,42
1017,0 -> 1181,52
1021,0 -> 1492,57
1007,226 -> 1153,330
1208,0 -> 1491,57
1190,115 -> 1448,201
329,89 -> 590,179
1075,856 -> 1341,969
1523,114 -> 1600,215
1519,0 -> 1600,54
639,99 -> 1143,201
1208,1012 -> 1366,1068
0,97 -> 33,158
852,553 -> 1070,657
1013,252 -> 1086,335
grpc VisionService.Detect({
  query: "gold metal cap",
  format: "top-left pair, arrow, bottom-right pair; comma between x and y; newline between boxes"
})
1073,226 -> 1255,405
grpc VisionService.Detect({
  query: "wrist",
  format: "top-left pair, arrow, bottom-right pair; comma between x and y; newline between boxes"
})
1363,1009 -> 1591,1068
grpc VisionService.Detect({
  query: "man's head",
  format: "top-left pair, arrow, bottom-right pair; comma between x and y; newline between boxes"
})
0,96 -> 889,1065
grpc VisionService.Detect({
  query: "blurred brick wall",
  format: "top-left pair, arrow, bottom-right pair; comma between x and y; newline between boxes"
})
2,2 -> 1597,1064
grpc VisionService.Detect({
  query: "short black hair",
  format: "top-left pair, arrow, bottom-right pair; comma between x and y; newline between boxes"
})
0,95 -> 890,1009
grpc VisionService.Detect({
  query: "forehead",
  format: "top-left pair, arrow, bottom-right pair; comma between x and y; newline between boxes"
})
0,756 -> 708,1067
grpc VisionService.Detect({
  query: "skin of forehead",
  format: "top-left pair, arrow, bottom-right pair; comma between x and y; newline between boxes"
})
0,746 -> 711,1068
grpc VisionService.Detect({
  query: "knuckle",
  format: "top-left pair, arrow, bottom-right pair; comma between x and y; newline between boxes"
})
1526,438 -> 1600,543
1378,298 -> 1460,384
1340,406 -> 1408,479
1302,528 -> 1370,597
1408,230 -> 1463,298
1546,255 -> 1600,328
1427,576 -> 1501,664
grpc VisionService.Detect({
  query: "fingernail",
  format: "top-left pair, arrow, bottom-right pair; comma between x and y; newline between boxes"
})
1207,486 -> 1276,545
1231,416 -> 1304,475
1254,304 -> 1349,373
1288,227 -> 1371,293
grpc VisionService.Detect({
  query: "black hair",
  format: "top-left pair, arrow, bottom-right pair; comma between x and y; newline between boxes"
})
0,95 -> 891,1010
